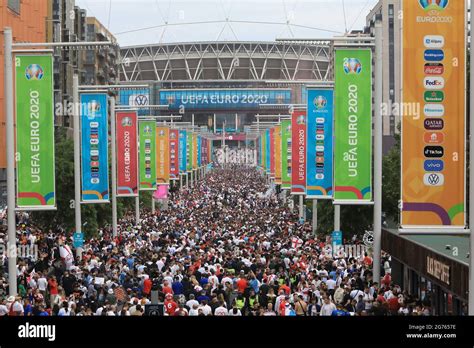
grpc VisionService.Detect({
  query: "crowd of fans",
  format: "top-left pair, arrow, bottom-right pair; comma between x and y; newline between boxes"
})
0,165 -> 432,316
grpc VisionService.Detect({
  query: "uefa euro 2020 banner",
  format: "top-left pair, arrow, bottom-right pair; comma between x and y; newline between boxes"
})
265,129 -> 271,174
269,127 -> 275,178
15,55 -> 56,209
197,135 -> 202,167
291,109 -> 307,195
116,111 -> 138,197
169,129 -> 179,180
187,132 -> 193,172
334,49 -> 372,204
156,126 -> 170,185
281,120 -> 292,190
179,130 -> 187,173
192,133 -> 198,170
80,93 -> 110,203
401,0 -> 465,228
139,121 -> 157,191
306,88 -> 334,199
274,125 -> 282,185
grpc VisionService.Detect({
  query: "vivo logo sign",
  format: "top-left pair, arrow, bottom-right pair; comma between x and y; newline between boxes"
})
424,104 -> 445,117
424,160 -> 444,172
424,35 -> 445,48
424,77 -> 445,90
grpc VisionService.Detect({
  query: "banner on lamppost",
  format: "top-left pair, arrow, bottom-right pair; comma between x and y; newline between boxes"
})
116,111 -> 138,197
169,129 -> 179,180
291,109 -> 307,195
265,129 -> 271,174
80,93 -> 109,203
156,126 -> 170,185
275,125 -> 282,184
401,0 -> 466,228
15,54 -> 56,209
281,120 -> 292,189
270,127 -> 275,178
306,88 -> 334,199
197,135 -> 202,167
208,138 -> 213,164
179,130 -> 187,173
139,121 -> 157,191
193,133 -> 198,170
333,49 -> 372,204
201,137 -> 207,166
187,132 -> 193,172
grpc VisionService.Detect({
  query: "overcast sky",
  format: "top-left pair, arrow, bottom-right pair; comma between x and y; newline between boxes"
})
76,0 -> 378,47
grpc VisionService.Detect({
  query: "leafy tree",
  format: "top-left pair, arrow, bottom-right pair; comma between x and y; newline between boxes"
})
382,130 -> 401,224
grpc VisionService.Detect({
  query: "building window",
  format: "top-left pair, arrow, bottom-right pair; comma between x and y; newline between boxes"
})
7,0 -> 20,14
388,4 -> 395,105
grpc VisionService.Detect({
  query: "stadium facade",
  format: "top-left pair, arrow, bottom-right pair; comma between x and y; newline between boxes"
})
118,40 -> 333,146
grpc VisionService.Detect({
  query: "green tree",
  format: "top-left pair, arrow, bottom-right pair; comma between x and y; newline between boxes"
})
382,130 -> 401,224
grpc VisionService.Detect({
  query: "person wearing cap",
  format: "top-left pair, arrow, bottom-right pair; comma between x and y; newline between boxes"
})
164,293 -> 178,316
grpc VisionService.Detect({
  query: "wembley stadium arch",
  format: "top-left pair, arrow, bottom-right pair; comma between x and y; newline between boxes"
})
118,40 -> 334,147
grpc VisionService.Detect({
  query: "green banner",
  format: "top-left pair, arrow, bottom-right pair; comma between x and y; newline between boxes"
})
281,120 -> 291,189
15,55 -> 56,209
186,132 -> 193,172
139,121 -> 156,191
334,49 -> 372,204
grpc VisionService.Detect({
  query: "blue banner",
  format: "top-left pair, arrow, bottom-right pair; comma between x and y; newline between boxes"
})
197,135 -> 202,167
80,93 -> 110,203
306,88 -> 334,199
160,89 -> 291,110
265,129 -> 271,174
179,130 -> 187,173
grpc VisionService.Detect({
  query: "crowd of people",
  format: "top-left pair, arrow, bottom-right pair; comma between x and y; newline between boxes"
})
0,165 -> 432,316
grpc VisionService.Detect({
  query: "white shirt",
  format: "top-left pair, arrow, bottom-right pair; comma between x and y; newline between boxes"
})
0,304 -> 8,316
208,275 -> 219,290
326,279 -> 336,290
189,308 -> 199,316
58,308 -> 71,316
320,302 -> 336,316
199,304 -> 212,316
186,299 -> 199,309
214,306 -> 228,316
221,277 -> 233,286
350,289 -> 364,302
227,309 -> 242,316
38,277 -> 48,292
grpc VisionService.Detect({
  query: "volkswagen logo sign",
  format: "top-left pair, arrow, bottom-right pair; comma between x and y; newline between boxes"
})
134,94 -> 149,106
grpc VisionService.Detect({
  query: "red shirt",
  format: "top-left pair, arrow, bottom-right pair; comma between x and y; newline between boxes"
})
143,278 -> 152,295
236,278 -> 248,293
363,256 -> 373,266
162,286 -> 173,295
164,300 -> 178,315
388,297 -> 400,311
48,279 -> 58,295
279,284 -> 290,296
279,300 -> 286,316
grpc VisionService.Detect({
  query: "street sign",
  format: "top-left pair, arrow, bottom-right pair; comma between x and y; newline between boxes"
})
73,232 -> 84,248
332,231 -> 343,246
